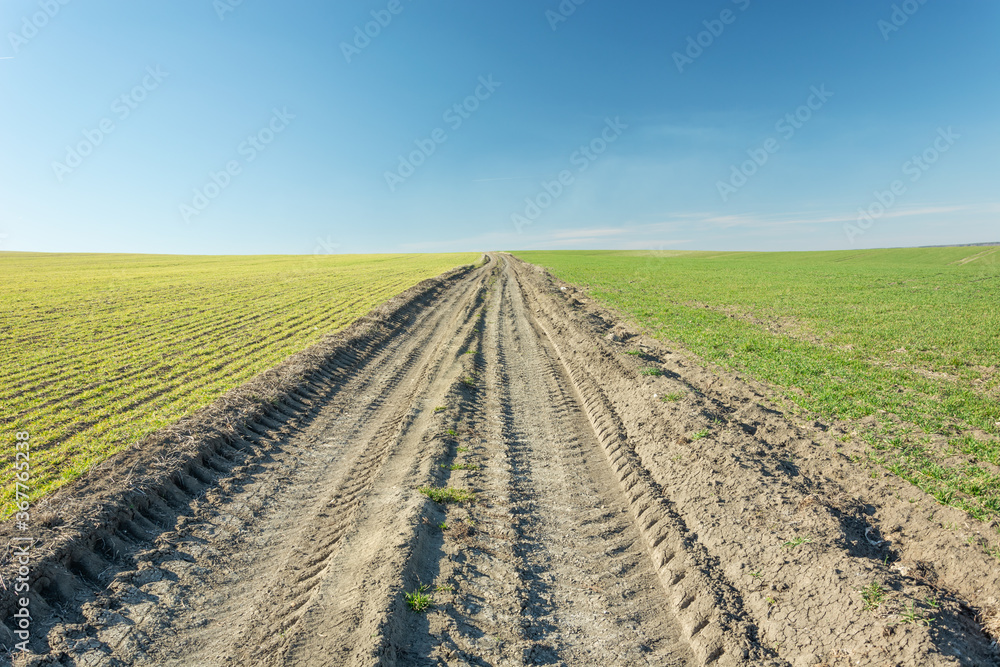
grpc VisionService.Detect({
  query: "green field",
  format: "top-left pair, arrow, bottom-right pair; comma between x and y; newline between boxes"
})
515,248 -> 1000,521
1,252 -> 477,516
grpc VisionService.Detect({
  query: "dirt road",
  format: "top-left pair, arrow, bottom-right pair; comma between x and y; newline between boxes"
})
4,255 -> 999,666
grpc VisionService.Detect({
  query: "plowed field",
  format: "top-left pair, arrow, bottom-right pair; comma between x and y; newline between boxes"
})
3,255 -> 998,666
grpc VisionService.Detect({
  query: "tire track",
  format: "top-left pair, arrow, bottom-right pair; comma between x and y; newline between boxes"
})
503,260 -> 774,666
389,259 -> 697,666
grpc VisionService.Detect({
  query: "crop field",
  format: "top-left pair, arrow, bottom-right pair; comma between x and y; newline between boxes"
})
0,252 -> 477,516
515,247 -> 1000,522
3,253 -> 1000,665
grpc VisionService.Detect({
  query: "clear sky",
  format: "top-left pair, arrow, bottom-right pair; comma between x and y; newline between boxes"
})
1,1 -> 997,255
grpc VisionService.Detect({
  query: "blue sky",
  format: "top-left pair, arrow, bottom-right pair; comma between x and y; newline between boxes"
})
1,0 -> 997,254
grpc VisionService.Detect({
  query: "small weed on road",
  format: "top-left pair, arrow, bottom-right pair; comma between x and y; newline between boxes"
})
405,585 -> 433,612
782,536 -> 814,549
419,487 -> 476,503
861,582 -> 886,611
899,601 -> 933,626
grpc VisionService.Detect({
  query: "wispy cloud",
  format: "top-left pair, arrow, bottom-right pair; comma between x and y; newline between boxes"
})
547,227 -> 624,240
390,201 -> 999,254
695,204 -> 989,230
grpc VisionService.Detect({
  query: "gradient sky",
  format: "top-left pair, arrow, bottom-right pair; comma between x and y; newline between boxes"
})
2,1 -> 998,254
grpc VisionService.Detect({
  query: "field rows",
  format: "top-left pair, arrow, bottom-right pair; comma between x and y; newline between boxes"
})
0,252 -> 477,516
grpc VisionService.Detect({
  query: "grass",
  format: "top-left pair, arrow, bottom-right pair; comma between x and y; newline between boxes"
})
661,391 -> 685,402
0,251 -> 477,518
899,601 -> 933,626
404,584 -> 434,612
640,367 -> 663,376
690,428 -> 711,440
418,486 -> 476,504
516,248 -> 1000,522
861,581 -> 887,611
434,405 -> 448,413
782,536 -> 814,549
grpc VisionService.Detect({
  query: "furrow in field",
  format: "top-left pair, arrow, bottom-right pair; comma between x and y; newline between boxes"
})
0,287 -> 380,401
0,271 -> 417,398
0,270 -> 467,512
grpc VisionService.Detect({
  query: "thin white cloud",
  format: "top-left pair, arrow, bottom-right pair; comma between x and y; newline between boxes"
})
696,204 -> 992,230
390,202 -> 1000,253
547,227 -> 625,240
